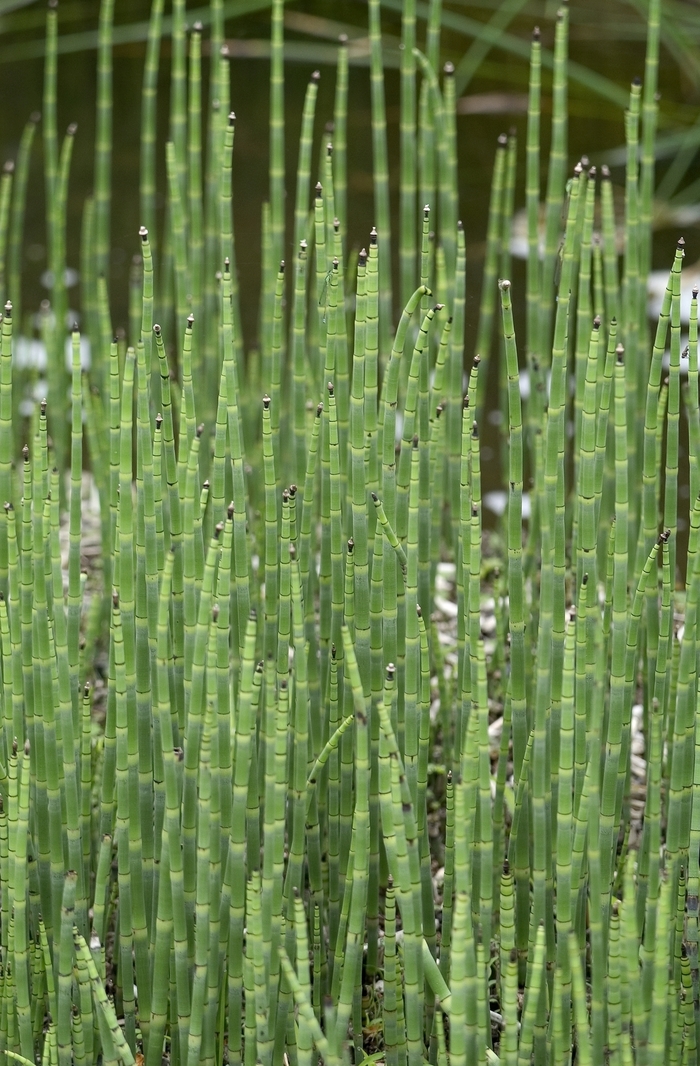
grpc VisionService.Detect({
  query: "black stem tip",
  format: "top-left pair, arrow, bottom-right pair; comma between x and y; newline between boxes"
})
196,423 -> 204,438
412,434 -> 419,448
327,381 -> 334,395
347,537 -> 354,552
262,395 -> 271,409
153,323 -> 161,335
443,61 -> 454,75
187,313 -> 194,327
155,414 -> 163,429
593,315 -> 601,329
227,501 -> 234,519
678,236 -> 686,249
616,343 -> 624,363
472,421 -> 479,438
532,26 -> 540,40
139,226 -> 148,241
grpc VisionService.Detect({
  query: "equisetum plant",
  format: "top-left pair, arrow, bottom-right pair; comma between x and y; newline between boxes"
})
0,0 -> 693,1064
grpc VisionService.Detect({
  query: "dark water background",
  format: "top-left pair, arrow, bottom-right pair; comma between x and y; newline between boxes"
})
0,0 -> 697,506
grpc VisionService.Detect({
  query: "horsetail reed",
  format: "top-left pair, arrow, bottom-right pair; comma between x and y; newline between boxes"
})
0,1 -> 696,1065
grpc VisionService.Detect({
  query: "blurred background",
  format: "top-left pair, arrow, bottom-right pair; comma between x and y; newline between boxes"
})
0,0 -> 697,343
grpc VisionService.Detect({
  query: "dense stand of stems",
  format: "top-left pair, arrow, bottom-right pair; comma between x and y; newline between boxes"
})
0,3 -> 695,1066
